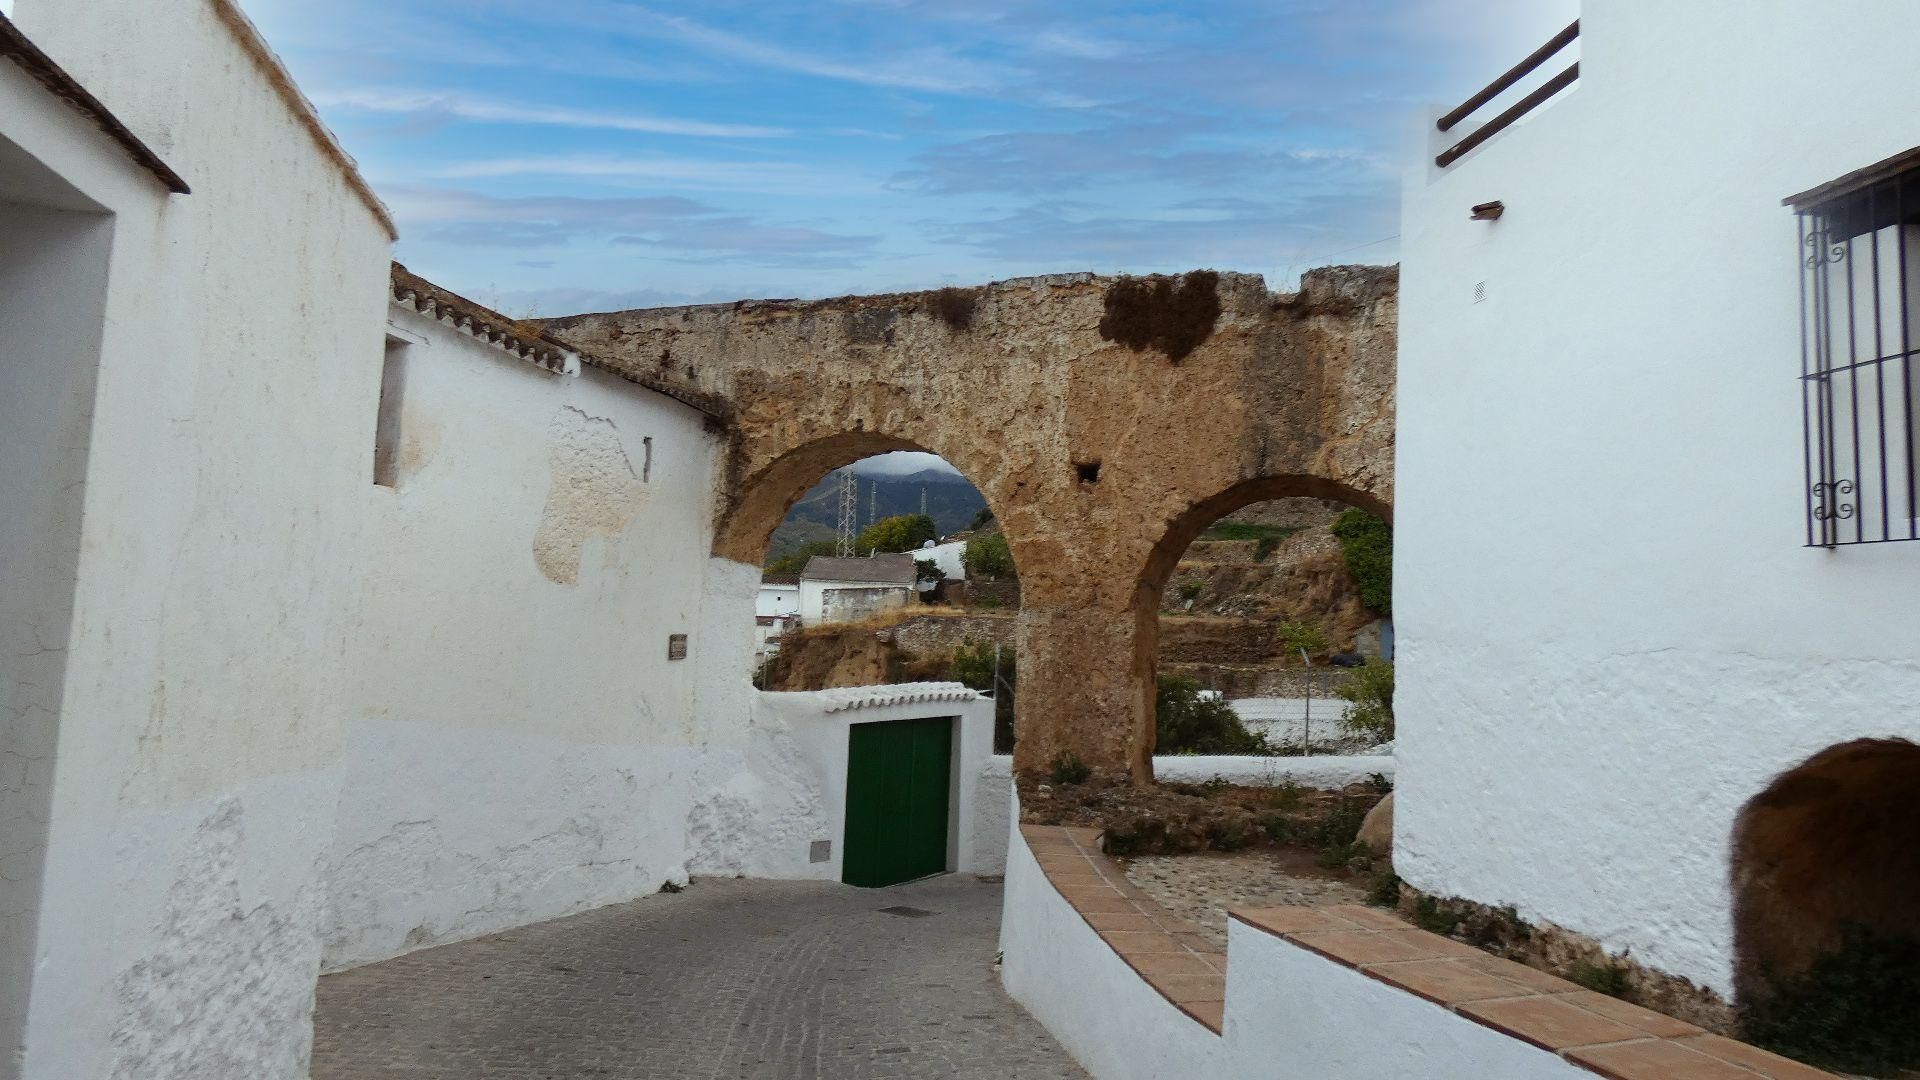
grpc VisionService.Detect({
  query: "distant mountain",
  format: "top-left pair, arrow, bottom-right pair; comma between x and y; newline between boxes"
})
766,465 -> 987,563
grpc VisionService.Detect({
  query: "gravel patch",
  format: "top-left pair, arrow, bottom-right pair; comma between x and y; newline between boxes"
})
1121,850 -> 1368,949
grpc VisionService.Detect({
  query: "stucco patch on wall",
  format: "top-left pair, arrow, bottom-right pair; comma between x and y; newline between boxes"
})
109,800 -> 316,1080
532,406 -> 649,585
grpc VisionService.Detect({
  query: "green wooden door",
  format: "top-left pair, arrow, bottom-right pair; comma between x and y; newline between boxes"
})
842,717 -> 953,888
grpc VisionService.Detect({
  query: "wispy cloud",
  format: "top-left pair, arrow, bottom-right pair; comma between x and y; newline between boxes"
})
384,186 -> 879,267
313,88 -> 788,139
437,155 -> 878,196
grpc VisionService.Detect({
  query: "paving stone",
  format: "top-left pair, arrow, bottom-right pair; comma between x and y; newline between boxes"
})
311,876 -> 1086,1080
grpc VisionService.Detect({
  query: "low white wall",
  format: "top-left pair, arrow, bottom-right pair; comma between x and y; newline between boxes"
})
972,757 -> 1013,876
999,816 -> 1585,1080
1220,921 -> 1588,1080
999,822 -> 1221,1080
750,685 -> 996,882
1154,755 -> 1393,788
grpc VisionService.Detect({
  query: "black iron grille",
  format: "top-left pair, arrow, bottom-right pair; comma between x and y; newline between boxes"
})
1793,151 -> 1920,547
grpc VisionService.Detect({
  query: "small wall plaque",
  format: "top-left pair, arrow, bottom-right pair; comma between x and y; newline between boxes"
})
667,633 -> 688,661
810,840 -> 832,864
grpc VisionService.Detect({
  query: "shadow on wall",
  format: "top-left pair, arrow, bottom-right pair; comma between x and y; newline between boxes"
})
1730,738 -> 1920,1076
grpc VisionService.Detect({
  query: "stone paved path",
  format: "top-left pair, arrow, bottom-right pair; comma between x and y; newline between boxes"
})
311,875 -> 1085,1080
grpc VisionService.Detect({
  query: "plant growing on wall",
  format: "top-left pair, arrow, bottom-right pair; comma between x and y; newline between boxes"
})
962,531 -> 1015,579
1332,509 -> 1392,615
1097,270 -> 1223,363
1337,660 -> 1394,743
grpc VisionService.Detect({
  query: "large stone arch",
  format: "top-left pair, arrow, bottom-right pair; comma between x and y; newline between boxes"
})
545,265 -> 1397,782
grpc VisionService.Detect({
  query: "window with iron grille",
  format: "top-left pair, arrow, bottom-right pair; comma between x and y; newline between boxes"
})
1790,147 -> 1920,547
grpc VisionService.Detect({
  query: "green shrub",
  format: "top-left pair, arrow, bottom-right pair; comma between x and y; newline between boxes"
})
952,638 -> 1016,751
1200,521 -> 1300,543
1050,752 -> 1092,785
1177,580 -> 1204,603
1367,872 -> 1403,908
1338,661 -> 1395,742
1331,510 -> 1392,615
1275,620 -> 1330,659
765,538 -> 838,576
1155,675 -> 1272,756
856,513 -> 937,555
1571,956 -> 1633,999
1415,895 -> 1462,936
1253,536 -> 1280,562
1742,924 -> 1920,1075
962,531 -> 1016,579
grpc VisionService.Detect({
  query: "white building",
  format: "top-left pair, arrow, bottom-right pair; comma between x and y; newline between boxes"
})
799,553 -> 918,625
0,4 -> 1005,1077
755,579 -> 801,662
918,538 -> 969,582
1399,0 -> 1920,1017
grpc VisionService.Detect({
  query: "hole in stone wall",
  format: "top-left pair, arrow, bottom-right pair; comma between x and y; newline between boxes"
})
1730,737 -> 1920,1076
1075,461 -> 1102,485
642,436 -> 653,482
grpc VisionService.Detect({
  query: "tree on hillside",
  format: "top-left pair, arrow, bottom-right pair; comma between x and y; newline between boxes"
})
857,513 -> 937,555
766,539 -> 837,576
962,531 -> 1015,580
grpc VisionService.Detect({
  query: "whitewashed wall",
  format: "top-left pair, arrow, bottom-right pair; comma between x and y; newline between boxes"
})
320,304 -> 724,969
1397,0 -> 1920,997
0,151 -> 116,1069
4,1 -> 394,1076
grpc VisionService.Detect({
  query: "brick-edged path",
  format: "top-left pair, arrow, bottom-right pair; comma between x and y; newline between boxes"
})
311,876 -> 1085,1080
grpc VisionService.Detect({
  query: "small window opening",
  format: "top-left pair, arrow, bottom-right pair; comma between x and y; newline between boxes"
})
642,436 -> 653,482
372,338 -> 409,488
1075,461 -> 1102,485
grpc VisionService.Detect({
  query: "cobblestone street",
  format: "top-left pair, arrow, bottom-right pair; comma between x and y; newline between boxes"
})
311,875 -> 1085,1080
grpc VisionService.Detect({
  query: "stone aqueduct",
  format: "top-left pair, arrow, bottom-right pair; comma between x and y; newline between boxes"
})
547,266 -> 1397,781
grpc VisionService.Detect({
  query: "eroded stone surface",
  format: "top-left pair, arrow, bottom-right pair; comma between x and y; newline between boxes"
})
545,267 -> 1397,779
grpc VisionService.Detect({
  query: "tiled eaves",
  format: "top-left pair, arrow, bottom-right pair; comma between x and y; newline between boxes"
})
390,264 -> 728,421
1228,907 -> 1839,1080
1019,825 -> 1227,1033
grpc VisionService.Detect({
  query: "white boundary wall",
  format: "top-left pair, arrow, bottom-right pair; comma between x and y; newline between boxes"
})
1398,0 -> 1920,997
1000,825 -> 1222,1080
749,685 -> 997,882
1001,819 -> 1586,1080
1221,921 -> 1589,1080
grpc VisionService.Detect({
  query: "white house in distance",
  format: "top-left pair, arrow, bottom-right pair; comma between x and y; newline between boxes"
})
755,576 -> 801,663
918,537 -> 968,582
799,553 -> 918,625
1398,0 -> 1920,1042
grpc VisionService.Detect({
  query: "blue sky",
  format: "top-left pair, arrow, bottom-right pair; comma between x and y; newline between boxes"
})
244,0 -> 1577,317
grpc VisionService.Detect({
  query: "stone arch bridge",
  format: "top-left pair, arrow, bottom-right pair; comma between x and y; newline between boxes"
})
547,267 -> 1396,782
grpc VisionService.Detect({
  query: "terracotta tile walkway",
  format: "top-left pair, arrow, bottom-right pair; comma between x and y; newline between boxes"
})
1020,824 -> 1840,1080
1229,906 -> 1839,1080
